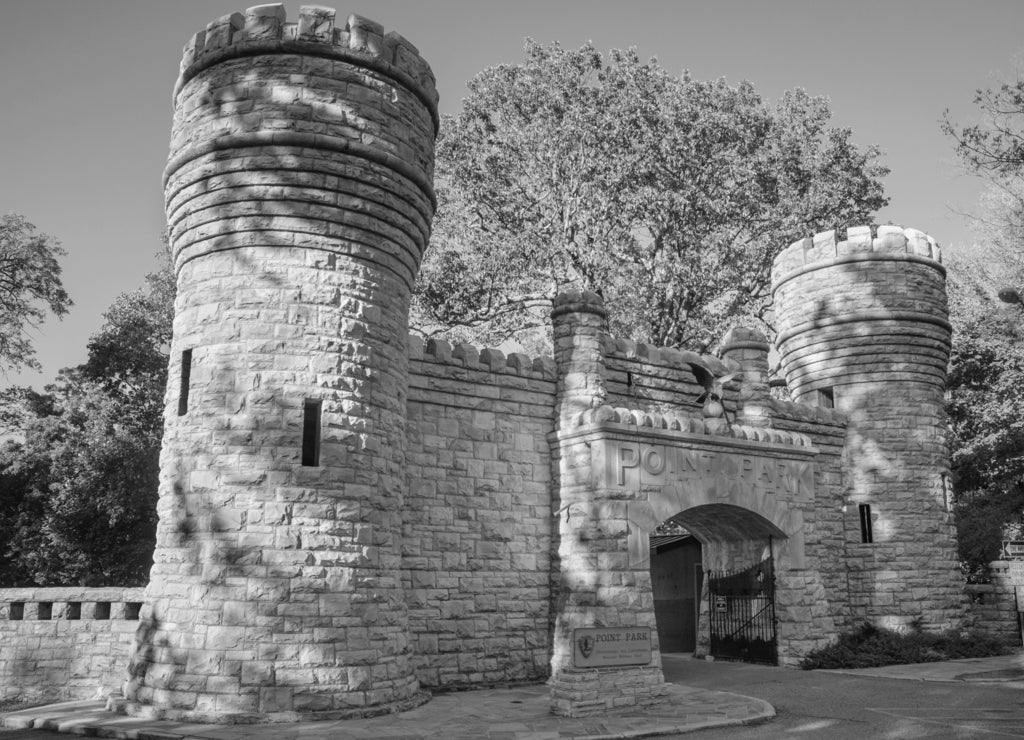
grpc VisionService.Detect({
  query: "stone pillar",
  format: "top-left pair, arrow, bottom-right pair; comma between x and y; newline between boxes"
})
548,292 -> 667,717
123,6 -> 437,722
718,327 -> 771,427
551,290 -> 608,427
772,225 -> 964,630
966,562 -> 1024,645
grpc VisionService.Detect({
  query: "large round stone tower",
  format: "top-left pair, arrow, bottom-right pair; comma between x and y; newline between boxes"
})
123,5 -> 437,721
772,225 -> 963,629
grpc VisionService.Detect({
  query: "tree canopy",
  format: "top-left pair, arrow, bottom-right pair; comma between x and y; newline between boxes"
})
943,75 -> 1024,577
0,214 -> 72,374
943,248 -> 1024,578
414,41 -> 889,351
0,249 -> 172,586
944,79 -> 1024,274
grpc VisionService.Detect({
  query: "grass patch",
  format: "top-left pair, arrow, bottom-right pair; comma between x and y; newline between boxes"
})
800,622 -> 1015,670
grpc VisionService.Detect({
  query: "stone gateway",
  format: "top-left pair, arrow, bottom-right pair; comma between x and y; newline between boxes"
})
102,2 -> 965,724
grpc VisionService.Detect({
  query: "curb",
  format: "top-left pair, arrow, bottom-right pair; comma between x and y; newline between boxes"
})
0,687 -> 776,740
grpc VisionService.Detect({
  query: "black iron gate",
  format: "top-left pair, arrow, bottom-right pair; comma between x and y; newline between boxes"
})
707,554 -> 777,665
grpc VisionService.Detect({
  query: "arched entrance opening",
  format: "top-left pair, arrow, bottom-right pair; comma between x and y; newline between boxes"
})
651,504 -> 787,664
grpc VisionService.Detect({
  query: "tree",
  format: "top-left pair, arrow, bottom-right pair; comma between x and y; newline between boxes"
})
0,250 -> 173,586
0,214 -> 72,373
414,41 -> 888,351
943,79 -> 1024,181
943,78 -> 1024,279
81,246 -> 174,414
943,247 -> 1024,579
0,375 -> 161,585
943,76 -> 1024,577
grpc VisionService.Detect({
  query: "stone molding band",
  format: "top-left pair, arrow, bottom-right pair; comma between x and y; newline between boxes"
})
165,177 -> 432,245
718,339 -> 770,353
771,252 -> 946,295
163,131 -> 437,210
550,290 -> 608,319
775,309 -> 953,347
776,329 -> 952,371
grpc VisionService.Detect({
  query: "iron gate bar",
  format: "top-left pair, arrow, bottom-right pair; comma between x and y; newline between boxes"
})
707,552 -> 777,665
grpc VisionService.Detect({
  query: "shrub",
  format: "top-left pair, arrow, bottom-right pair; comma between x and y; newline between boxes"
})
800,622 -> 1013,670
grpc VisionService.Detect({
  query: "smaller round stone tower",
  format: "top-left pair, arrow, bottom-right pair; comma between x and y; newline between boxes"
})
124,5 -> 437,722
771,225 -> 963,629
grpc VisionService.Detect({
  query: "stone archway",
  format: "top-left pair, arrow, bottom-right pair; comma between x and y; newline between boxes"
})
550,416 -> 830,714
667,503 -> 787,661
621,449 -> 810,574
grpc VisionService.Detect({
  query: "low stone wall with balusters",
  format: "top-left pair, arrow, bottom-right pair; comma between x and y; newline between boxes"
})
0,587 -> 145,704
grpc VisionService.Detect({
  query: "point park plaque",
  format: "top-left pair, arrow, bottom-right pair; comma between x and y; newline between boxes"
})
572,627 -> 653,668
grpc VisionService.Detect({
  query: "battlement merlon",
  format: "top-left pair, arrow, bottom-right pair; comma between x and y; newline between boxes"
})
408,334 -> 557,380
771,225 -> 944,293
174,5 -> 439,131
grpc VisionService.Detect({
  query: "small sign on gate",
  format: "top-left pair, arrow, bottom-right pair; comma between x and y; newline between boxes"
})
714,595 -> 728,613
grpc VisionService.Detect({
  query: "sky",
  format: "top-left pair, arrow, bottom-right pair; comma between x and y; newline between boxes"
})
2,0 -> 1023,390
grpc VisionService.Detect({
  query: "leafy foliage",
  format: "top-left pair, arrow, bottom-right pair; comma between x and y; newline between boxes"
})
81,248 -> 174,425
0,249 -> 172,586
944,80 -> 1024,182
0,214 -> 72,373
415,41 -> 888,351
944,248 -> 1024,579
943,75 -> 1024,577
0,377 -> 161,585
944,79 -> 1024,278
799,622 -> 1013,670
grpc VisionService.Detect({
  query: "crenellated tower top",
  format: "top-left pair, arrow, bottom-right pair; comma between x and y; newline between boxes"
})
771,224 -> 951,402
772,224 -> 943,292
174,4 -> 438,128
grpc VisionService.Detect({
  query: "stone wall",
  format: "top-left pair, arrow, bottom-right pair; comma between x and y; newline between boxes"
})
603,338 -> 720,419
403,336 -> 556,688
767,400 -> 852,635
0,588 -> 145,704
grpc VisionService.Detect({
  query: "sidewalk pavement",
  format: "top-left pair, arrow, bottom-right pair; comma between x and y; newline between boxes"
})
0,682 -> 774,740
819,650 -> 1024,687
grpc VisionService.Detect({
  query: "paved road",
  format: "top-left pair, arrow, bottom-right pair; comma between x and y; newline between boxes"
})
4,657 -> 1023,739
662,654 -> 1024,739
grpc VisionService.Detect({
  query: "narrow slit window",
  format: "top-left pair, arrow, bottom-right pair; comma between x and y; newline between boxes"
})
302,398 -> 322,467
95,602 -> 111,620
858,503 -> 874,544
9,602 -> 24,621
177,349 -> 193,416
67,602 -> 81,620
125,602 -> 142,620
38,602 -> 53,620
